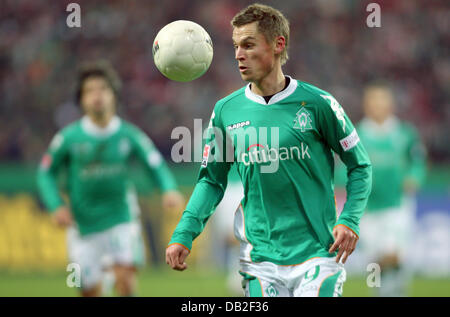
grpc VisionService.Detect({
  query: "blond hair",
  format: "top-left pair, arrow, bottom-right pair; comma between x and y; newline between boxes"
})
231,3 -> 290,65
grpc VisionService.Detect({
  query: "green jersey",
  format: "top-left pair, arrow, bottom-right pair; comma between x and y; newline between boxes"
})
170,77 -> 372,265
37,115 -> 177,235
357,117 -> 426,212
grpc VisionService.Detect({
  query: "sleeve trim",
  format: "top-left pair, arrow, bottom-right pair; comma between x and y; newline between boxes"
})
333,224 -> 359,239
168,242 -> 191,253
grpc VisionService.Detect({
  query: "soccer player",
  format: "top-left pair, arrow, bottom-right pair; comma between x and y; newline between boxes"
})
37,61 -> 184,297
166,4 -> 372,297
357,81 -> 426,296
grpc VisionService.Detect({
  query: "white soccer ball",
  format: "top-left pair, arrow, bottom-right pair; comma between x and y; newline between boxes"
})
152,20 -> 213,82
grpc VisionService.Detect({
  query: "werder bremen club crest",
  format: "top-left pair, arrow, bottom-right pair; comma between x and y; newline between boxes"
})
293,107 -> 313,132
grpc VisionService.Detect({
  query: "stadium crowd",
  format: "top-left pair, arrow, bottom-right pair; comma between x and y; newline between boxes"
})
0,0 -> 448,162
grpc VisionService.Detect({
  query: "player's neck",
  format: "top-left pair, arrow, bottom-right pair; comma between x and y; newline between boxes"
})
88,112 -> 114,128
250,67 -> 285,96
371,115 -> 393,126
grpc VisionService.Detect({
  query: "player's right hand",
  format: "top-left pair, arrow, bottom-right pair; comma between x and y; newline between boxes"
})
52,206 -> 73,228
166,243 -> 190,271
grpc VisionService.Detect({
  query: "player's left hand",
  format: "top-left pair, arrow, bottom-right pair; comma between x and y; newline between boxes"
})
328,225 -> 358,264
162,190 -> 185,212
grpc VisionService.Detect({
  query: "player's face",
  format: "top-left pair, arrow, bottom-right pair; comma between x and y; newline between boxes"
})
232,22 -> 276,83
81,77 -> 115,117
363,87 -> 394,123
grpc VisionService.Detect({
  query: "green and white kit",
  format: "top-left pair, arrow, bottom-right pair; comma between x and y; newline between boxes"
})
170,77 -> 372,296
356,117 -> 426,261
37,115 -> 177,288
241,256 -> 346,297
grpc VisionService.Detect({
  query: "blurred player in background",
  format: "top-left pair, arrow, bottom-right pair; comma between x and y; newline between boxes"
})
37,61 -> 184,297
357,81 -> 426,296
166,4 -> 372,297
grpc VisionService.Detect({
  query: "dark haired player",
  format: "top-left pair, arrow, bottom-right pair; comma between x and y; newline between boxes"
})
37,61 -> 184,296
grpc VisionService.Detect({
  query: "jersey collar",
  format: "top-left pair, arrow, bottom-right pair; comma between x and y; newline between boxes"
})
361,116 -> 399,134
81,115 -> 121,138
244,75 -> 298,105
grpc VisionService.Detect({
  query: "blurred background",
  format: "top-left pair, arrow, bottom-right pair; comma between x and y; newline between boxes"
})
0,0 -> 448,296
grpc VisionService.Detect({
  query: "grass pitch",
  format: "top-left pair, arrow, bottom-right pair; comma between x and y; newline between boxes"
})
0,268 -> 448,297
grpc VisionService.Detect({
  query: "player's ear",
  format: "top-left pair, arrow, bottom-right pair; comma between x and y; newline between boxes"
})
274,36 -> 286,55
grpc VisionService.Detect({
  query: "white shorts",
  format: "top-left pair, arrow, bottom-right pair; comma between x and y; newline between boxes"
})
240,257 -> 346,297
359,199 -> 415,263
67,221 -> 145,290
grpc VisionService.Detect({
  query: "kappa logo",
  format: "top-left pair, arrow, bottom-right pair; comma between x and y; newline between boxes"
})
72,142 -> 93,156
227,120 -> 250,131
293,107 -> 313,132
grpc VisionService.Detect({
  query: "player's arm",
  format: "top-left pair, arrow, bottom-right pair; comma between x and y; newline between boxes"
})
36,132 -> 73,227
131,128 -> 184,211
404,125 -> 427,194
166,105 -> 232,271
316,93 -> 372,263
